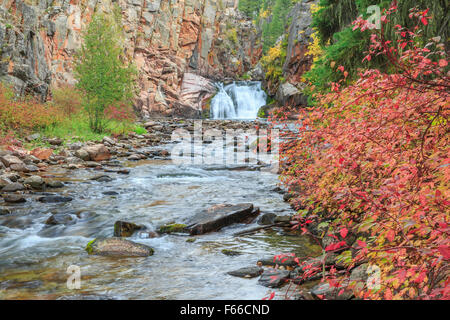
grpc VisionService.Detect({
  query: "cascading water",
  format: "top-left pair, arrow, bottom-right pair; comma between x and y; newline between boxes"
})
210,81 -> 267,119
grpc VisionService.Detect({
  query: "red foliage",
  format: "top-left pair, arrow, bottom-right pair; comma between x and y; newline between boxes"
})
0,84 -> 63,133
274,5 -> 449,299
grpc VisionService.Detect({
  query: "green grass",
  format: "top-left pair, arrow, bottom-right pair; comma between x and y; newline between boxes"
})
38,114 -> 147,144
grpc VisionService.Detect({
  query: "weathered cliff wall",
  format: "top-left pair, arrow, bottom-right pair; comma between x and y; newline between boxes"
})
0,0 -> 261,118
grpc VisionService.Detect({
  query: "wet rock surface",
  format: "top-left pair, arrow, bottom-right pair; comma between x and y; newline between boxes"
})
114,221 -> 144,237
85,237 -> 154,257
187,203 -> 258,235
228,267 -> 264,278
258,269 -> 291,288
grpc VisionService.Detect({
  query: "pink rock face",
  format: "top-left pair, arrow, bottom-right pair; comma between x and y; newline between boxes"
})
84,144 -> 111,162
0,1 -> 262,118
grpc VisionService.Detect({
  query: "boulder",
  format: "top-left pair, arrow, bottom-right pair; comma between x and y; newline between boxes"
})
276,82 -> 307,107
159,223 -> 187,234
0,208 -> 11,215
24,175 -> 44,189
74,149 -> 90,161
3,194 -> 26,203
103,191 -> 119,196
257,255 -> 299,268
258,268 -> 291,288
48,138 -> 63,146
227,267 -> 264,278
1,182 -> 25,192
38,195 -> 73,203
258,212 -> 277,225
85,237 -> 154,257
26,133 -> 41,142
187,203 -> 259,235
83,144 -> 111,161
46,181 -> 64,188
310,279 -> 354,300
114,221 -> 144,237
0,155 -> 23,167
45,213 -> 76,225
31,148 -> 53,160
0,176 -> 13,189
90,175 -> 113,183
102,136 -> 116,146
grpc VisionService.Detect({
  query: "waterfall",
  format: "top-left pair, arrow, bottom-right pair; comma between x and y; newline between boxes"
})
210,81 -> 267,119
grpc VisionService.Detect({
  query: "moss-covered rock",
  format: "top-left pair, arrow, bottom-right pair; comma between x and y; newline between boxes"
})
113,221 -> 143,237
159,223 -> 187,234
221,249 -> 243,256
85,237 -> 154,257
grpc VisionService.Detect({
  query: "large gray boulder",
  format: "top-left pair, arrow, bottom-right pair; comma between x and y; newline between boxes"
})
276,82 -> 307,107
85,238 -> 154,257
0,155 -> 23,167
24,175 -> 44,189
187,203 -> 259,235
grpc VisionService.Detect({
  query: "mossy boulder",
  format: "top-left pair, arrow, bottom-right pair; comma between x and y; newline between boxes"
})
113,221 -> 143,237
159,223 -> 187,234
257,102 -> 277,118
85,237 -> 154,257
221,249 -> 243,256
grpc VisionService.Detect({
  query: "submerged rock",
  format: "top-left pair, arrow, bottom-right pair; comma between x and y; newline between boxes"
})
228,267 -> 263,278
103,191 -> 119,196
258,212 -> 277,225
187,203 -> 258,235
38,195 -> 73,203
46,181 -> 65,188
221,249 -> 243,256
258,268 -> 291,288
45,213 -> 76,225
85,237 -> 154,257
114,221 -> 144,237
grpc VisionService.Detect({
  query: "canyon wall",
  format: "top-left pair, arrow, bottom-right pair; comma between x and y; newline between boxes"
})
0,0 -> 262,118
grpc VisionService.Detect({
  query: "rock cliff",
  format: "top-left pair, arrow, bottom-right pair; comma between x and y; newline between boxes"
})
0,0 -> 262,118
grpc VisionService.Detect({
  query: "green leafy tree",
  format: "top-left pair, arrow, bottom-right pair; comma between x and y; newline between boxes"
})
74,13 -> 137,133
305,0 -> 449,98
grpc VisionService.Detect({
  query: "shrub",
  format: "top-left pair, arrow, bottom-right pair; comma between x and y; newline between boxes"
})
0,83 -> 63,133
51,84 -> 82,117
74,12 -> 137,133
274,6 -> 449,300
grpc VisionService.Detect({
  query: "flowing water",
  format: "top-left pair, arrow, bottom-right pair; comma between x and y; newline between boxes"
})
210,82 -> 267,120
0,91 -> 319,300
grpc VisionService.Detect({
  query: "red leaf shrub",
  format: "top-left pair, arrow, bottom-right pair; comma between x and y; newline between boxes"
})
275,6 -> 449,299
0,84 -> 63,134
